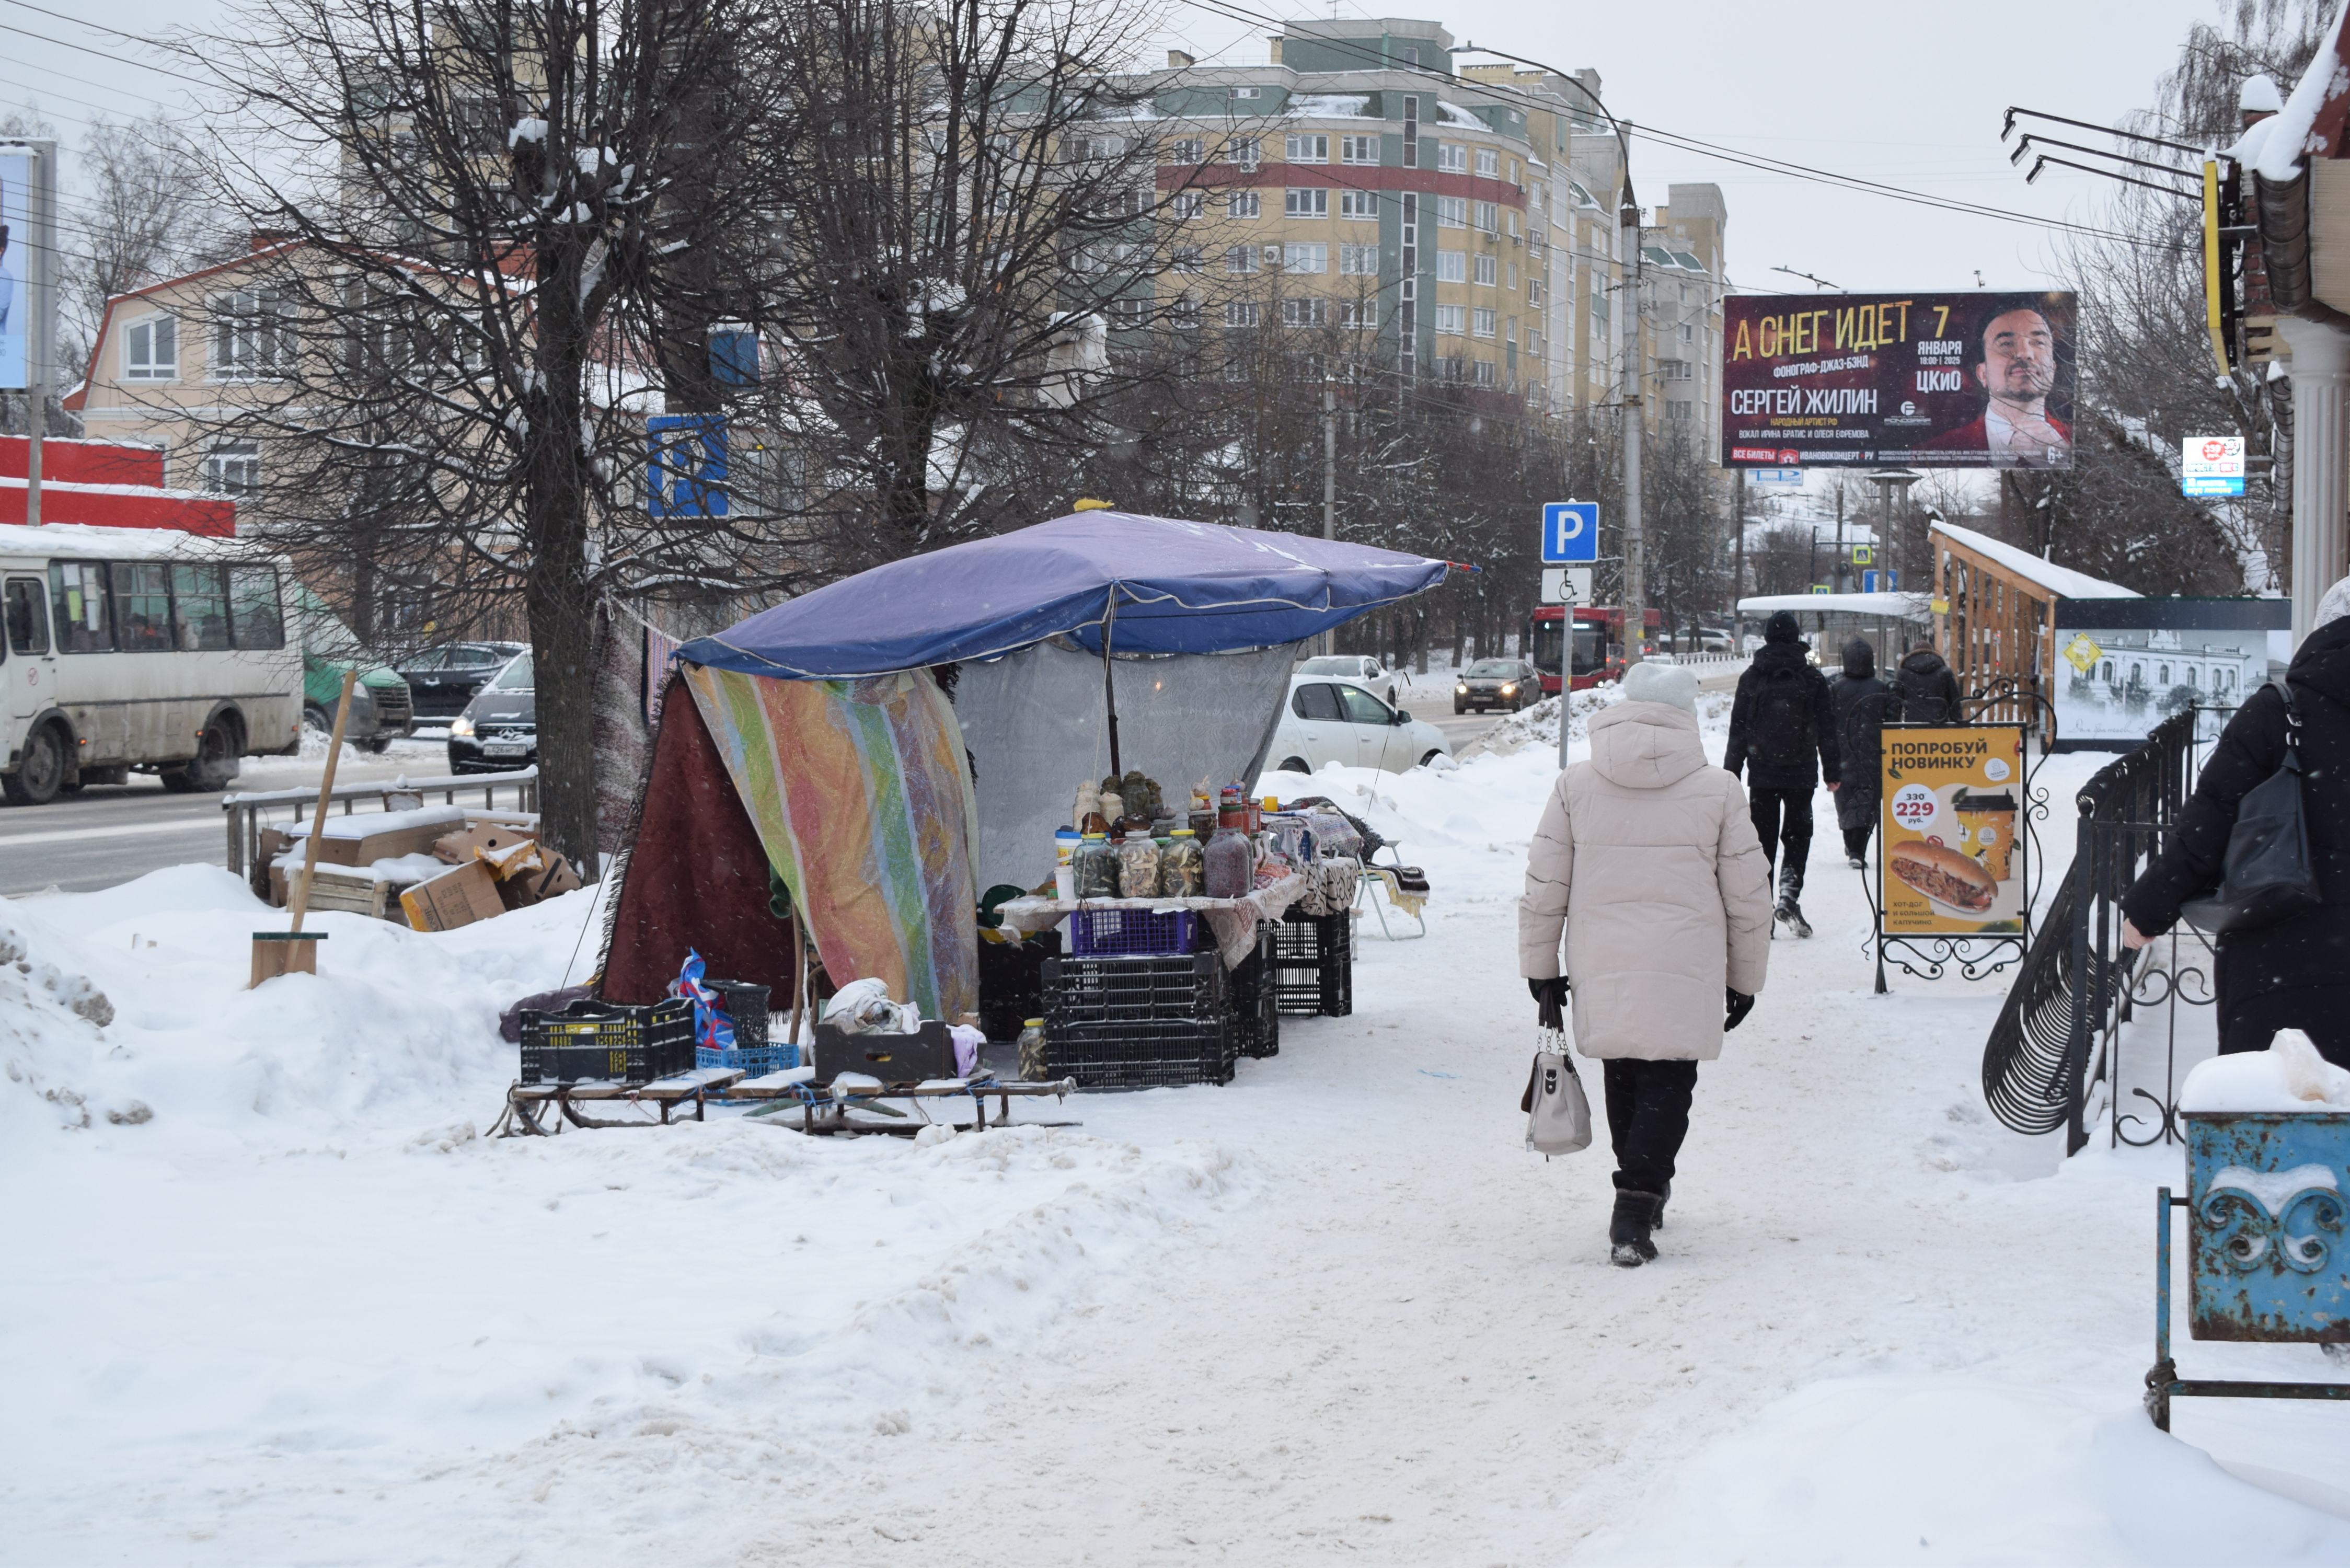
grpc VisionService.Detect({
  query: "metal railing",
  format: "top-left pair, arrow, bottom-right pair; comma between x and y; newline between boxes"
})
1979,709 -> 2224,1153
222,767 -> 539,887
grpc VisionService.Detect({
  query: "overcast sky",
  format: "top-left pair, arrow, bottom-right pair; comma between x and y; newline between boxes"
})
0,0 -> 2260,295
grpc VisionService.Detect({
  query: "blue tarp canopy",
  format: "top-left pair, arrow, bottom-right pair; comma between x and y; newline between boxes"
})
679,511 -> 1450,679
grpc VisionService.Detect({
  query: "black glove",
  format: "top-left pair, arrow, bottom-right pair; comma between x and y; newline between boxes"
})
1528,976 -> 1570,1029
1725,987 -> 1756,1031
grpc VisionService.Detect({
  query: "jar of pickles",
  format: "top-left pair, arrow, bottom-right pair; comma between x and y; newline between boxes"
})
1159,828 -> 1204,896
1115,831 -> 1161,899
1016,1018 -> 1048,1081
1072,832 -> 1118,898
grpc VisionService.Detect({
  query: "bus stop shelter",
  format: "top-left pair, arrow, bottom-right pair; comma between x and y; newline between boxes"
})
1735,590 -> 1931,674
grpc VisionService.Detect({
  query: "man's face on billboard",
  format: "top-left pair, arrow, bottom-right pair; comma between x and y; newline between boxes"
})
1976,310 -> 2055,402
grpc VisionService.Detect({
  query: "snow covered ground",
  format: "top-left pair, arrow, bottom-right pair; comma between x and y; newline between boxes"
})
6,697 -> 2348,1565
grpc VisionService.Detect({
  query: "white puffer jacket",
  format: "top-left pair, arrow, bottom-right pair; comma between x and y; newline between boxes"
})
1517,701 -> 1773,1059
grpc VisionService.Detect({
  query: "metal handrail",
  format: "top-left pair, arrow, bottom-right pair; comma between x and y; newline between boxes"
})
222,766 -> 539,885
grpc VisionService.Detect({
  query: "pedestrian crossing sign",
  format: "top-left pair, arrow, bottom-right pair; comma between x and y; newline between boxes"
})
2063,633 -> 2103,675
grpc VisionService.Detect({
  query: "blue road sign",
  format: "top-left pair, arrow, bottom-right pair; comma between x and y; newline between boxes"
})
647,413 -> 729,519
1541,501 -> 1598,563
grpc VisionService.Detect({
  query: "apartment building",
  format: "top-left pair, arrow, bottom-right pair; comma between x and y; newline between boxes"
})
1133,18 -> 1727,441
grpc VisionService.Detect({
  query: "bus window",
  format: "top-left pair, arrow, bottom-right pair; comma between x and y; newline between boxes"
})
1529,619 -> 1563,676
49,561 -> 114,653
111,562 -> 175,652
4,578 -> 47,655
169,563 -> 235,650
229,565 -> 285,650
1572,625 -> 1603,677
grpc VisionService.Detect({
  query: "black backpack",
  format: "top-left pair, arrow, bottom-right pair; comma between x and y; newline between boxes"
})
1750,667 -> 1816,770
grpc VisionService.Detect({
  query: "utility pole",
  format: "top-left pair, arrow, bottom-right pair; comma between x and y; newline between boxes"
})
6,140 -> 55,525
1321,379 -> 1337,656
1833,486 -> 1846,592
1619,184 -> 1644,669
1733,468 -> 1747,640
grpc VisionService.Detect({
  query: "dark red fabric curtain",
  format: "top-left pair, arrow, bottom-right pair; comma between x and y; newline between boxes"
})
600,676 -> 798,1007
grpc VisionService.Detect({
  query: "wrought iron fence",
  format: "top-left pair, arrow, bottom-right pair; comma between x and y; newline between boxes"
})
1979,708 -> 2234,1154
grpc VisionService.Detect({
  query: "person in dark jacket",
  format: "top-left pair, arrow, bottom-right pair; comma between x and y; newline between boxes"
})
2121,587 -> 2350,1067
1892,641 -> 1964,723
1828,637 -> 1892,868
1724,610 -> 1841,937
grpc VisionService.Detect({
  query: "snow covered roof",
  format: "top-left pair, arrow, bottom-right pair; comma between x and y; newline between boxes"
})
1435,100 -> 1484,131
2227,5 -> 2350,180
1738,592 -> 1931,620
1287,94 -> 1372,119
1930,521 -> 2138,602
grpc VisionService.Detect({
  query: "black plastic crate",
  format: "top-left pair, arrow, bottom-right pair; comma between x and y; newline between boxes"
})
1046,1017 -> 1235,1089
709,979 -> 770,1047
1271,908 -> 1353,964
519,997 -> 695,1085
1228,926 -> 1281,1059
978,930 -> 1061,1041
1043,952 -> 1227,1027
1270,912 -> 1352,1018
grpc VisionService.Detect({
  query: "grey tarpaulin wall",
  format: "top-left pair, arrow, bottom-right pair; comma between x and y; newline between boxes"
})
952,640 -> 1299,894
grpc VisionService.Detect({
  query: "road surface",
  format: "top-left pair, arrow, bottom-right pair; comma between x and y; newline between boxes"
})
0,740 -> 464,897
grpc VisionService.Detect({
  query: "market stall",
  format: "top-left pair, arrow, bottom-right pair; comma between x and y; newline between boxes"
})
594,511 -> 1448,1090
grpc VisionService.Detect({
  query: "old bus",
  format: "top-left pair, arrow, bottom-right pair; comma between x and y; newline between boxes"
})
1,523 -> 304,805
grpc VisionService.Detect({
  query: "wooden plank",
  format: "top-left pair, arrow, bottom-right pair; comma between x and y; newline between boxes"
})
639,1068 -> 745,1100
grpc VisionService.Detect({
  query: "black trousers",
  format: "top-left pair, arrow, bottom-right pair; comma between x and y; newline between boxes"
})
1748,787 -> 1814,900
1842,824 -> 1873,861
1603,1058 -> 1699,1195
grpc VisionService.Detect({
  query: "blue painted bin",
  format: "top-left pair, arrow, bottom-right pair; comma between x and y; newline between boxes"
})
2185,1112 -> 2349,1343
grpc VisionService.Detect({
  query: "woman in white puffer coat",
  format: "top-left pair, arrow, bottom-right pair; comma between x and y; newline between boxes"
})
1518,661 -> 1773,1266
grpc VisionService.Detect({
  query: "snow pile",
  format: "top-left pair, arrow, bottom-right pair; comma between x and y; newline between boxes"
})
2180,1030 -> 2350,1112
1460,683 -> 1732,759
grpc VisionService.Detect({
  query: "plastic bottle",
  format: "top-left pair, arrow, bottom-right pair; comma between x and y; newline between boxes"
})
1159,828 -> 1204,896
1016,1018 -> 1048,1082
1204,822 -> 1253,900
1072,833 -> 1118,898
1115,831 -> 1161,900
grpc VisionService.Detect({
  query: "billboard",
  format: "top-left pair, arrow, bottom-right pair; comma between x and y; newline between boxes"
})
0,148 -> 28,391
2053,597 -> 2291,751
1881,726 -> 2027,937
1721,291 -> 2076,470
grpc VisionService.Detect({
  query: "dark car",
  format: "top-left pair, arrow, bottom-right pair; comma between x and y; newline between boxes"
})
398,640 -> 528,719
1455,658 -> 1538,713
448,652 -> 536,774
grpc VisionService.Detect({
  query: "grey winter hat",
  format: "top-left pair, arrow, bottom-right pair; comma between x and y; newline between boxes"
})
1766,610 -> 1802,642
1620,660 -> 1700,713
2317,574 -> 2350,632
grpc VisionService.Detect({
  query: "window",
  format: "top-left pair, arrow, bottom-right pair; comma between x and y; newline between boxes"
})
1338,685 -> 1391,725
1285,134 -> 1328,164
1437,144 -> 1467,174
1474,148 -> 1499,178
1528,330 -> 1544,359
1439,354 -> 1466,382
1340,135 -> 1379,166
1401,96 -> 1419,168
1064,133 -> 1124,162
1471,359 -> 1496,386
1339,189 -> 1379,220
108,562 -> 174,653
1680,321 -> 1696,344
166,563 -> 234,650
1227,137 -> 1260,167
1506,262 -> 1518,289
2100,661 -> 2113,683
1660,360 -> 1692,381
1340,299 -> 1377,330
455,95 -> 502,154
1436,249 -> 1467,282
124,316 -> 178,381
1281,298 -> 1327,327
1435,304 -> 1466,336
1339,242 -> 1378,276
228,566 -> 285,650
1505,317 -> 1517,345
1293,682 -> 1345,721
1226,300 -> 1261,328
1510,158 -> 1522,186
1167,137 -> 1204,164
1169,191 -> 1205,220
1170,295 -> 1200,330
2158,664 -> 2171,685
1225,246 -> 1260,274
5,577 -> 50,655
48,561 -> 113,653
1284,188 -> 1329,218
1173,246 -> 1203,273
1507,211 -> 1521,238
1528,275 -> 1542,307
203,442 -> 260,497
1473,201 -> 1497,234
1282,242 -> 1327,273
211,289 -> 291,379
1474,255 -> 1497,286
1110,297 -> 1149,329
1437,196 -> 1467,228
1226,190 -> 1260,219
1472,307 -> 1496,339
1230,86 -> 1261,101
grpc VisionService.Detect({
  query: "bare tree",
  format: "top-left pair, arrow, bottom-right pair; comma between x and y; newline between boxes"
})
62,115 -> 225,368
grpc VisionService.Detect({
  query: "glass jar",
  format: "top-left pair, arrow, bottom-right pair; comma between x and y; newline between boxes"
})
1203,823 -> 1253,900
1159,829 -> 1204,896
1016,1018 -> 1048,1082
1115,831 -> 1161,899
1072,833 -> 1118,898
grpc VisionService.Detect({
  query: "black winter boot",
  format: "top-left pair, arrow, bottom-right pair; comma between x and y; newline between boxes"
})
1609,1190 -> 1665,1267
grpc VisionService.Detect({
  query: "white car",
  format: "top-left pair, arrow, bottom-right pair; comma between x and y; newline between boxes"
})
1267,675 -> 1450,775
1294,653 -> 1399,709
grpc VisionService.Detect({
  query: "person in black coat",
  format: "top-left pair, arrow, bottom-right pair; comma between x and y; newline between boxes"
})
1828,637 -> 1892,868
1725,610 -> 1842,936
1892,642 -> 1964,723
2121,603 -> 2350,1067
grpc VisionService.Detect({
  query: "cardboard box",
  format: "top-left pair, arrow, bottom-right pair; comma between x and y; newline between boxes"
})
432,820 -> 538,865
497,851 -> 583,910
297,809 -> 468,869
399,860 -> 506,931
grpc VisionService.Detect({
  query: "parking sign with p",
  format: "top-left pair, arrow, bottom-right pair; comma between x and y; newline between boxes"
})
1541,501 -> 1598,563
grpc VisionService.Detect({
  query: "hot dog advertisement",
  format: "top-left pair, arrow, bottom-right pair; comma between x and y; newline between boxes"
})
1880,727 -> 2026,935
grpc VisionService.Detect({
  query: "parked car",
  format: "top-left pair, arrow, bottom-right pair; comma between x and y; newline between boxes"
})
447,652 -> 535,774
289,584 -> 414,753
1266,676 -> 1449,775
399,639 -> 528,720
1295,653 -> 1399,708
1455,658 -> 1538,713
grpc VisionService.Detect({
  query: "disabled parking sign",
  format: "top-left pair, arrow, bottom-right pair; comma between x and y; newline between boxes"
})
1541,501 -> 1598,563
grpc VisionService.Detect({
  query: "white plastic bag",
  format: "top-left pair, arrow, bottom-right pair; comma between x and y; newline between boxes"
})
828,977 -> 921,1035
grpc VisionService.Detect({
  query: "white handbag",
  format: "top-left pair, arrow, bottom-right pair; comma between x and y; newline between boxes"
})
1522,999 -> 1593,1157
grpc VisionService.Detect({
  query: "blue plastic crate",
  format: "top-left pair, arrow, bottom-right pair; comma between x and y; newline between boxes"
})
1068,907 -> 1195,957
696,1043 -> 800,1076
